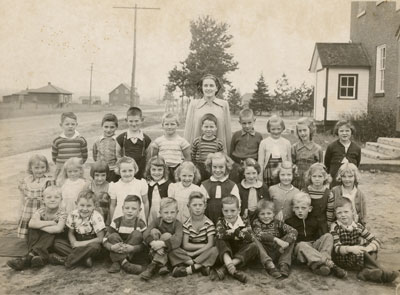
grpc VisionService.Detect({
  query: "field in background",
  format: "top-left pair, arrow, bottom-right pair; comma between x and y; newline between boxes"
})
0,103 -> 162,120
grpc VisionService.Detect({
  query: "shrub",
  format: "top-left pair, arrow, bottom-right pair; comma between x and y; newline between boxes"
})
341,109 -> 397,142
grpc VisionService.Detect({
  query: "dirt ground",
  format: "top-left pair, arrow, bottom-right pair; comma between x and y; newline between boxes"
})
0,110 -> 399,294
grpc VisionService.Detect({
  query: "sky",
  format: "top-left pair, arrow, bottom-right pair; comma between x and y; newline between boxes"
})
0,0 -> 365,101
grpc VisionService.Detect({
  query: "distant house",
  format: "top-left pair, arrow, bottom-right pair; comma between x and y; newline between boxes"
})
79,96 -> 101,105
309,43 -> 370,122
2,82 -> 72,105
310,1 -> 400,130
349,1 -> 400,132
109,83 -> 140,105
2,89 -> 29,103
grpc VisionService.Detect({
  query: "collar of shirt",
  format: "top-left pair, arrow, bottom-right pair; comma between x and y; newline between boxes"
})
99,134 -> 117,141
278,184 -> 295,192
241,179 -> 263,189
225,215 -> 245,230
341,186 -> 357,199
201,135 -> 217,141
148,178 -> 167,187
127,130 -> 144,141
241,129 -> 256,136
295,141 -> 314,151
184,216 -> 212,229
210,175 -> 229,182
337,220 -> 357,231
60,130 -> 80,139
196,98 -> 224,109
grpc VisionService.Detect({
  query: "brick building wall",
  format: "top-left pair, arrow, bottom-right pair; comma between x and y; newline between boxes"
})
350,1 -> 399,115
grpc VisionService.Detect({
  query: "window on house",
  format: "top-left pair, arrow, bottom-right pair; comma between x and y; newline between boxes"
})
338,74 -> 358,99
375,44 -> 386,94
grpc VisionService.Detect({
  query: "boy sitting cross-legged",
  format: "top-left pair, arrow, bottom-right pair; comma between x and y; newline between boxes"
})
170,191 -> 219,277
331,198 -> 398,283
285,192 -> 347,278
7,184 -> 67,270
140,197 -> 187,281
211,195 -> 258,284
252,199 -> 298,279
104,195 -> 146,274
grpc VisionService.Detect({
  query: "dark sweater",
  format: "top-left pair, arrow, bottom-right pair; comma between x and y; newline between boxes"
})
285,214 -> 320,243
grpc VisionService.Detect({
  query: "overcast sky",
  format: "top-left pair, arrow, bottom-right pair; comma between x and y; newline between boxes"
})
0,0 -> 361,100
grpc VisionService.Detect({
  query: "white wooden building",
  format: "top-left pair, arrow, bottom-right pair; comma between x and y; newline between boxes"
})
309,43 -> 370,123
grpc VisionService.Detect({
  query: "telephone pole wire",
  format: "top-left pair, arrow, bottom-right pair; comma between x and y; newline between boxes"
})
114,3 -> 160,107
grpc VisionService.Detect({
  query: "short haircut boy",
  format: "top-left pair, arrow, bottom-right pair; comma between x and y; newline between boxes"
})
160,197 -> 178,211
43,185 -> 62,199
188,191 -> 206,205
257,199 -> 275,212
102,113 -> 119,127
334,197 -> 352,211
90,160 -> 110,178
292,192 -> 312,206
162,112 -> 179,126
124,194 -> 141,207
127,107 -> 143,117
267,115 -> 285,132
222,195 -> 240,209
239,108 -> 254,120
333,119 -> 356,136
61,112 -> 77,123
201,113 -> 218,126
77,190 -> 97,206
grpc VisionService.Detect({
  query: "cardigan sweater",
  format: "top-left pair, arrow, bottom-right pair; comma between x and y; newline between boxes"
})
324,140 -> 361,180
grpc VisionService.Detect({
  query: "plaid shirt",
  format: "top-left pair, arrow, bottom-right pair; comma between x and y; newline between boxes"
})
331,221 -> 380,270
252,218 -> 297,249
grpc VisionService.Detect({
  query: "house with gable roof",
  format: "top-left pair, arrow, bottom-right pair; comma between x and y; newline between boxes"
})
309,1 -> 400,131
109,83 -> 140,105
309,43 -> 370,123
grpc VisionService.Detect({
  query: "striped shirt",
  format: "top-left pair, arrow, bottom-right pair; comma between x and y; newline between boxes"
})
153,135 -> 190,167
191,136 -> 224,164
183,216 -> 215,244
52,131 -> 88,165
93,135 -> 118,170
107,216 -> 147,241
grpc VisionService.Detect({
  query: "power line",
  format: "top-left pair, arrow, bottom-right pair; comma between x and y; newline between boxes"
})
114,3 -> 160,107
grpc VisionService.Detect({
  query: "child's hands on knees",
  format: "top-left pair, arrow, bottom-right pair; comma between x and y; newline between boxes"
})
156,248 -> 165,256
274,238 -> 289,250
226,262 -> 236,275
150,240 -> 165,251
111,243 -> 124,253
348,246 -> 365,255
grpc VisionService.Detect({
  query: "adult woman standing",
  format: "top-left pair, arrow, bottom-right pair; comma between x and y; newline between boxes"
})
184,74 -> 232,153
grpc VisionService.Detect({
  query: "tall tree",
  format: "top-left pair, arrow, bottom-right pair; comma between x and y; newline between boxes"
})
227,88 -> 242,115
274,73 -> 292,116
168,15 -> 238,101
249,74 -> 271,115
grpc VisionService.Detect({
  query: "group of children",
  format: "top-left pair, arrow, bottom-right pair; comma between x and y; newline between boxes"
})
7,106 -> 398,285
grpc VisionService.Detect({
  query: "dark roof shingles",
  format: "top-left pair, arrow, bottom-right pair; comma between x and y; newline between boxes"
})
316,43 -> 370,67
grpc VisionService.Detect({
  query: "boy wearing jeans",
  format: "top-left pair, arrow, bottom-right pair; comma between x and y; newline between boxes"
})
286,192 -> 347,278
212,195 -> 258,283
104,195 -> 146,274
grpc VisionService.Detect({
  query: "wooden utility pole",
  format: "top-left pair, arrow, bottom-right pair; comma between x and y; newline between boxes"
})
114,3 -> 160,106
89,63 -> 93,106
